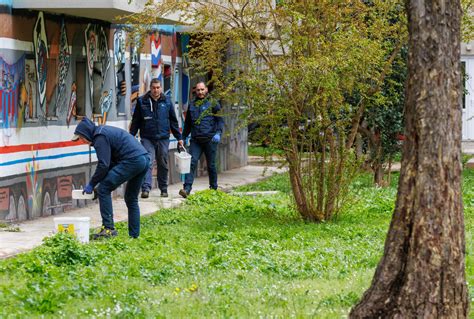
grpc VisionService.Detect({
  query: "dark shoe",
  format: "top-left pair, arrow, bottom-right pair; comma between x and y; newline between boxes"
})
141,191 -> 149,199
92,226 -> 118,240
179,189 -> 190,198
160,191 -> 168,198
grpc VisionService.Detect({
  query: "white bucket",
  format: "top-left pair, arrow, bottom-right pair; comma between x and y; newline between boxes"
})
53,217 -> 91,243
174,151 -> 192,174
71,189 -> 94,200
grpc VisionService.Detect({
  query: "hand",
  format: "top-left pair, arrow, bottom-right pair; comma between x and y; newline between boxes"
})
83,183 -> 94,194
177,140 -> 185,153
211,133 -> 221,144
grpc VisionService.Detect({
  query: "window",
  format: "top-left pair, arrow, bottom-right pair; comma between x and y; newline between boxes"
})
462,61 -> 467,109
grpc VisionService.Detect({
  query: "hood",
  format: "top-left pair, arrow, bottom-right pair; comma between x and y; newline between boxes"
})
74,117 -> 96,142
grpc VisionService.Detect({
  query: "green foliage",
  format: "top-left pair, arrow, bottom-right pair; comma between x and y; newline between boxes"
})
363,46 -> 406,163
248,145 -> 284,157
462,0 -> 474,41
463,153 -> 474,167
41,233 -> 98,266
235,173 -> 292,193
1,172 -> 473,317
127,0 -> 407,221
0,180 -> 382,317
461,169 -> 474,311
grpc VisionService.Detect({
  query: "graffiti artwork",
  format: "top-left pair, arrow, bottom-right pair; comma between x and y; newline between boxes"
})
97,27 -> 110,90
171,29 -> 177,70
0,188 -> 8,212
55,20 -> 70,114
33,11 -> 48,112
0,188 -> 14,220
0,55 -> 25,140
57,176 -> 72,199
181,34 -> 191,112
17,82 -> 27,130
96,89 -> 112,124
86,24 -> 110,109
150,32 -> 162,81
114,29 -> 126,115
66,82 -> 77,127
85,24 -> 97,104
130,42 -> 140,113
141,63 -> 150,90
114,30 -> 126,80
26,150 -> 41,217
24,59 -> 37,121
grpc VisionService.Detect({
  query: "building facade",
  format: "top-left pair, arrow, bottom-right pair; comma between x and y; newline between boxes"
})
0,0 -> 247,222
462,41 -> 474,140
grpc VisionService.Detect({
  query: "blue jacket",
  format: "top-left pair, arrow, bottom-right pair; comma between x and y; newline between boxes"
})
74,118 -> 148,187
182,97 -> 224,142
129,92 -> 182,141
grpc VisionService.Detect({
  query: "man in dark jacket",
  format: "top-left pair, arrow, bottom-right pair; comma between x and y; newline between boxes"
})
129,79 -> 183,198
179,81 -> 224,198
72,117 -> 150,239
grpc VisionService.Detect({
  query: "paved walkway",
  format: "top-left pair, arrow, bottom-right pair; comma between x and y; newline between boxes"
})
0,165 -> 285,259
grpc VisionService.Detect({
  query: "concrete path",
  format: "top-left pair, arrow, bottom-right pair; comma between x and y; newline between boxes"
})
0,165 -> 285,259
463,141 -> 474,155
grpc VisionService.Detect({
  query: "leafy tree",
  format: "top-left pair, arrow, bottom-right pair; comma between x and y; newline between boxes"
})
128,1 -> 406,221
350,0 -> 469,316
462,0 -> 474,41
359,46 -> 407,186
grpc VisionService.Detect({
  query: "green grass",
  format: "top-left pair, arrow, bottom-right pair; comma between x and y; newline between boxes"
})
248,145 -> 284,157
0,171 -> 473,318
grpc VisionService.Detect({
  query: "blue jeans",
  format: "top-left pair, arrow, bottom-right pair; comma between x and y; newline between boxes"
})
141,138 -> 170,192
97,154 -> 150,238
183,139 -> 218,192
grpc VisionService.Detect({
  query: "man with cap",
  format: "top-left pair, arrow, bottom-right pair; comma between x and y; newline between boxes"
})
72,117 -> 150,239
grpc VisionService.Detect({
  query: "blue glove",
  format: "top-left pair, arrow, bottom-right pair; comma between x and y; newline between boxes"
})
211,133 -> 221,144
83,183 -> 94,194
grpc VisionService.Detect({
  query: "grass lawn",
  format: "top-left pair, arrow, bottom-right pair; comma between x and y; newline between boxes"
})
248,145 -> 285,157
0,170 -> 473,318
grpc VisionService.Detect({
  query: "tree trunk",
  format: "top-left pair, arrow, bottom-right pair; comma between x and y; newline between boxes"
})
373,161 -> 384,187
387,156 -> 392,187
350,1 -> 469,317
372,141 -> 385,187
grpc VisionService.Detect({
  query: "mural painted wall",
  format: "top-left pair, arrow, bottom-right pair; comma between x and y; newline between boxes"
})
0,10 -> 126,221
114,29 -> 126,115
55,20 -> 70,116
0,13 -> 247,222
33,12 -> 48,114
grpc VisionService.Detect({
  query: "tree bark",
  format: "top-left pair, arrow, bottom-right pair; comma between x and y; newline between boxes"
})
350,1 -> 469,318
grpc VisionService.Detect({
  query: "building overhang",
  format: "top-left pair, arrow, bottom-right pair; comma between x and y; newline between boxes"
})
12,0 -> 178,23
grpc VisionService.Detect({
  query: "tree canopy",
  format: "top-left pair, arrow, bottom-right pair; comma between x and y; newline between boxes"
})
127,0 -> 407,221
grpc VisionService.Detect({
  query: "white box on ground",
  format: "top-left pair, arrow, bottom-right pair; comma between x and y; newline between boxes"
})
71,189 -> 94,200
175,151 -> 192,174
53,217 -> 91,243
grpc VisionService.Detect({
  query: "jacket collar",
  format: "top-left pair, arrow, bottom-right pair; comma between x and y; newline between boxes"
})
147,91 -> 165,102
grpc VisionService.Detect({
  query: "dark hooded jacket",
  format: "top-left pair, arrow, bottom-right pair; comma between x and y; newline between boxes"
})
74,118 -> 148,187
129,92 -> 182,141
